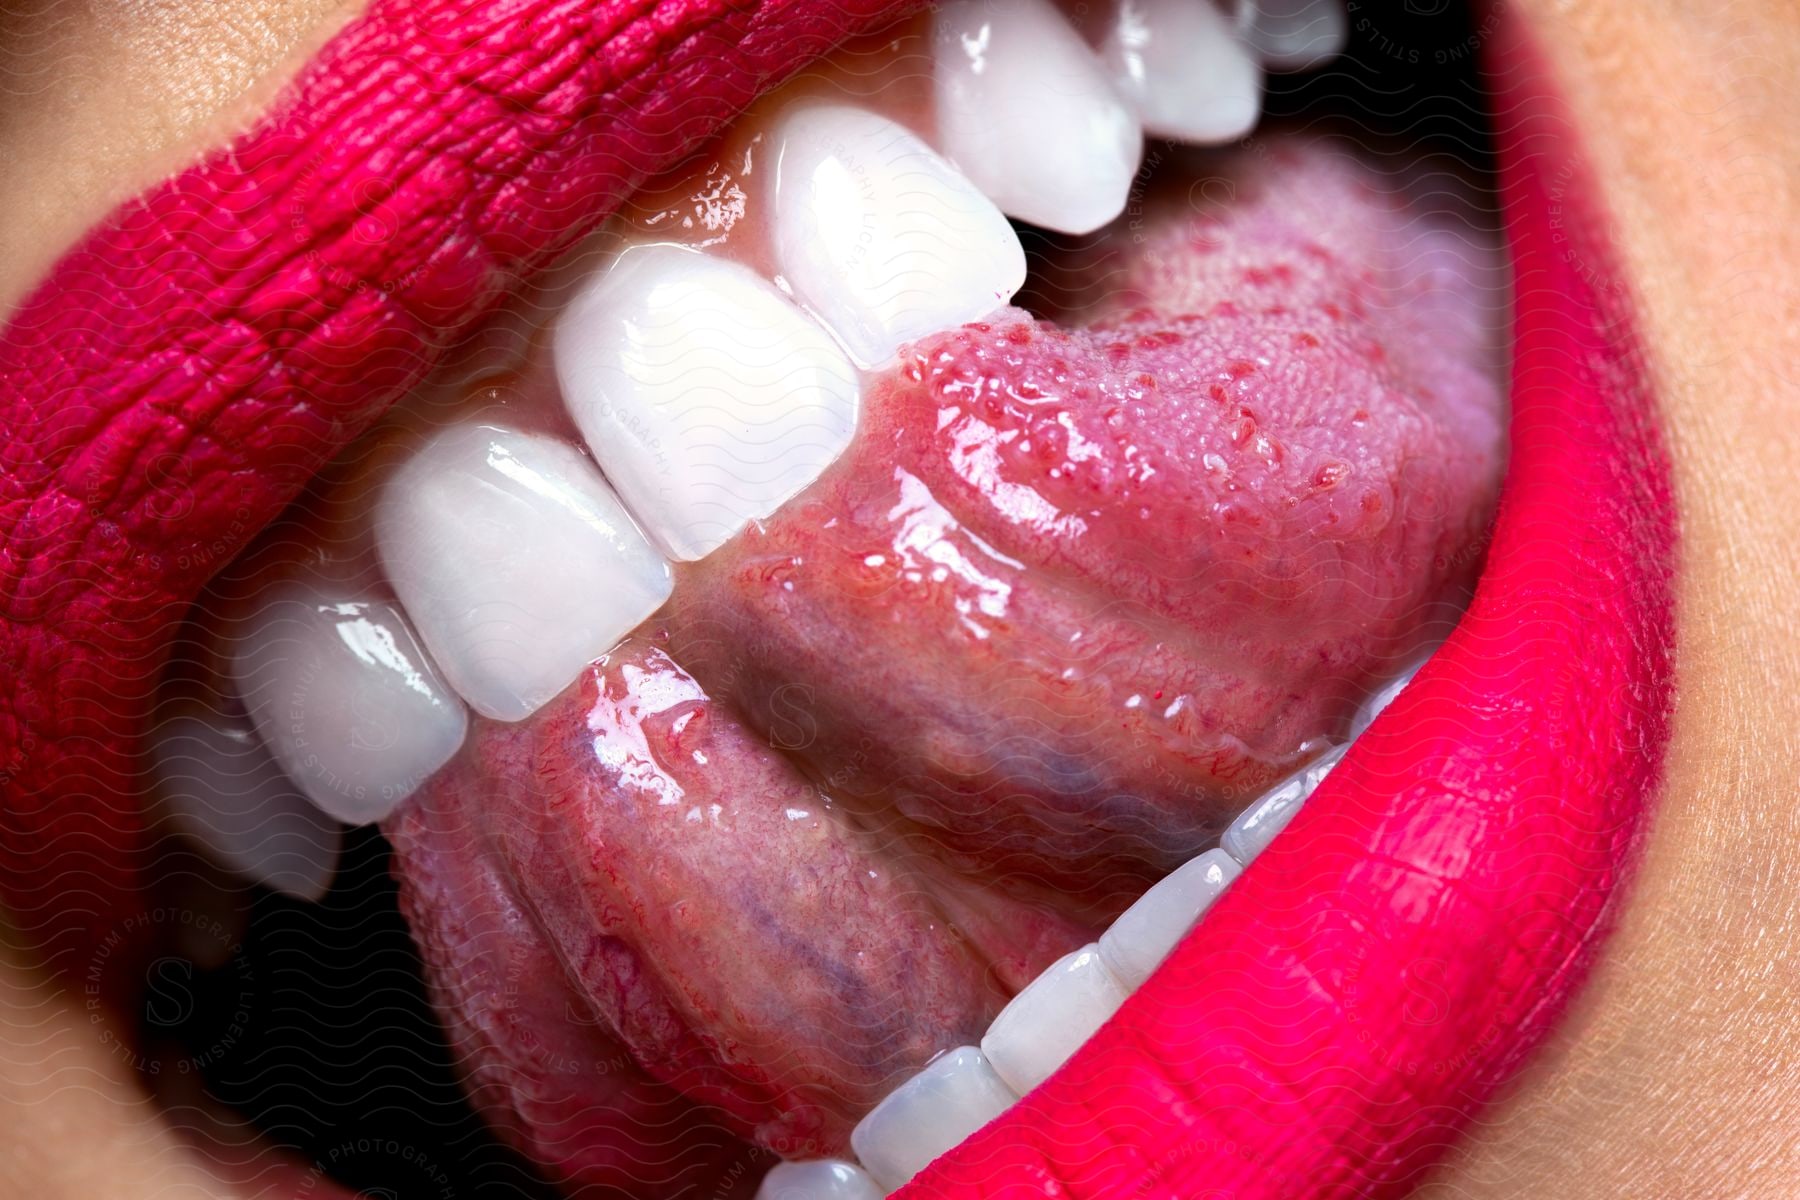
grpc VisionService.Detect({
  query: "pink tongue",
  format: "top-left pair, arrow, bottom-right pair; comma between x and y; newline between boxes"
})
387,138 -> 1506,1189
665,139 -> 1506,894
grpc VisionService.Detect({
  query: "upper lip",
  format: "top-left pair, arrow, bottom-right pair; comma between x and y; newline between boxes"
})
0,1 -> 1677,1197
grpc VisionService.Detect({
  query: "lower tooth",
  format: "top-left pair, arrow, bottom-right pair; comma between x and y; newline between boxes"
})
979,943 -> 1130,1095
1099,846 -> 1241,988
1222,742 -> 1348,864
1350,662 -> 1423,738
1102,0 -> 1263,144
932,0 -> 1143,235
1240,0 -> 1347,71
372,424 -> 672,722
229,578 -> 469,824
756,1159 -> 884,1200
850,1045 -> 1019,1191
768,102 -> 1026,367
150,710 -> 342,900
553,244 -> 861,562
821,739 -> 1358,1181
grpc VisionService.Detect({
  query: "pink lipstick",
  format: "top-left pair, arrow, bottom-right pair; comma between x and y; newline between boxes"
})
0,0 -> 1675,1195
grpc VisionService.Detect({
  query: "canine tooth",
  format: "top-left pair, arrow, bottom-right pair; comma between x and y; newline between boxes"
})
554,245 -> 860,561
979,944 -> 1129,1095
373,424 -> 672,722
1222,742 -> 1348,864
1241,0 -> 1346,71
1102,0 -> 1262,144
769,103 -> 1026,367
755,1159 -> 884,1200
934,0 -> 1143,234
151,711 -> 342,901
1099,848 -> 1241,988
230,579 -> 469,825
850,1045 -> 1018,1191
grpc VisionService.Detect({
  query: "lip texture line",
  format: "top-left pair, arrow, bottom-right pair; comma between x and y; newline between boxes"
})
0,0 -> 923,985
893,9 -> 1678,1198
0,2 -> 1678,1199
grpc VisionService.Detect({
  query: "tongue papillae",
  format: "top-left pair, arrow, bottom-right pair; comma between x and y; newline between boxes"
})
386,141 -> 1507,1192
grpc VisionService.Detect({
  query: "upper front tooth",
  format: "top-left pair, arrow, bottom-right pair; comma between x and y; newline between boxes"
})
372,424 -> 673,722
151,709 -> 342,901
1102,0 -> 1263,144
229,578 -> 469,824
1240,0 -> 1347,71
769,102 -> 1026,367
553,245 -> 861,561
933,0 -> 1144,235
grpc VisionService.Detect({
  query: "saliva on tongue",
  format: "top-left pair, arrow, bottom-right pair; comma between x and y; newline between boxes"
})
386,137 -> 1508,1192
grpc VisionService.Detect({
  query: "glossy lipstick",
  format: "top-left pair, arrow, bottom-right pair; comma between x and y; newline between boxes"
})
0,1 -> 1675,1196
0,0 -> 925,984
898,11 -> 1678,1196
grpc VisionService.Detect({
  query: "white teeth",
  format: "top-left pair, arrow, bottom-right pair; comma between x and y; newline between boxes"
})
372,424 -> 673,722
1102,0 -> 1263,144
1099,847 -> 1241,988
229,578 -> 469,825
151,711 -> 342,901
933,0 -> 1143,234
553,245 -> 861,561
1349,663 -> 1422,739
756,1159 -> 884,1200
979,944 -> 1129,1096
850,1045 -> 1018,1191
1240,0 -> 1347,71
1222,742 -> 1348,864
769,102 -> 1026,367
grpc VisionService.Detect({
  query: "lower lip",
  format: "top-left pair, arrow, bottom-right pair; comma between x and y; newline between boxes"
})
896,12 -> 1678,1196
0,2 -> 1675,1197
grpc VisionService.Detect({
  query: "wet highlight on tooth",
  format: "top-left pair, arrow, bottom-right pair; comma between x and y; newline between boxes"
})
139,2 -> 1517,1196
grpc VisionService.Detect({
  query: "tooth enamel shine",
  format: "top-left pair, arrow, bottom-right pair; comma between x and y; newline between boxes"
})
1100,847 -> 1241,988
373,424 -> 673,723
1102,0 -> 1263,144
769,103 -> 1026,367
554,245 -> 860,561
231,578 -> 470,824
979,943 -> 1129,1095
755,1159 -> 884,1199
933,0 -> 1143,234
850,1045 -> 1018,1191
1223,742 -> 1348,864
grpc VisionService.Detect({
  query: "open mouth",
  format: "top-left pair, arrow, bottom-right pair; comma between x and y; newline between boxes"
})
0,1 -> 1676,1198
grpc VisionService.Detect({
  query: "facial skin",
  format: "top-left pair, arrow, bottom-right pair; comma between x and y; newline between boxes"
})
1,1 -> 1796,1197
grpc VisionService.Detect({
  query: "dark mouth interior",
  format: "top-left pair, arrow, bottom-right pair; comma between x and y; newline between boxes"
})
139,5 -> 1496,1195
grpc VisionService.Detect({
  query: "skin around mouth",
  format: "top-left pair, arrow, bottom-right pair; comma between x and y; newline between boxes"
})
382,136 -> 1507,1188
0,1 -> 1675,1199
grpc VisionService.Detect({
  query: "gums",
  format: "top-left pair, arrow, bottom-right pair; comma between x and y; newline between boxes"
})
386,138 -> 1507,1190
